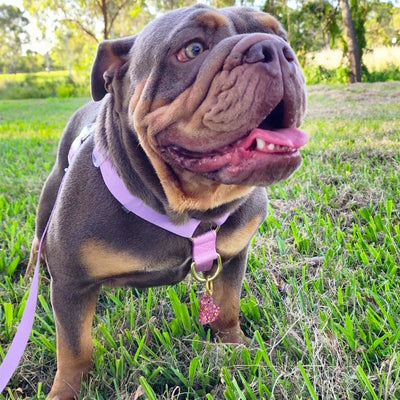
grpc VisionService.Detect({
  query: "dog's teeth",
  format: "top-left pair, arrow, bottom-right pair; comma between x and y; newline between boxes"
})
256,138 -> 266,150
267,143 -> 275,151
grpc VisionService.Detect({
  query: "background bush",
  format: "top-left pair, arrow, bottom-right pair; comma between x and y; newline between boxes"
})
0,71 -> 89,100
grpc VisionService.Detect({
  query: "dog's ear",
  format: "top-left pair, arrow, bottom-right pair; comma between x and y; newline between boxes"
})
91,36 -> 136,101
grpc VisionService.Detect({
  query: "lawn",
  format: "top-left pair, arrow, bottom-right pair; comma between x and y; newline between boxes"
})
0,82 -> 399,399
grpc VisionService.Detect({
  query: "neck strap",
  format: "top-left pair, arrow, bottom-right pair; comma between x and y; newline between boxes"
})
92,144 -> 229,272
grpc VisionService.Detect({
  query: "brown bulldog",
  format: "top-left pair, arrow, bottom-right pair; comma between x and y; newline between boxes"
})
27,4 -> 307,399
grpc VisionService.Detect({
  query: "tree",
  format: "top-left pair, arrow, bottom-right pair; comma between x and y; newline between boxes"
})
24,0 -> 140,42
24,0 -> 150,78
340,0 -> 362,82
0,5 -> 29,73
265,0 -> 371,82
17,50 -> 46,73
265,0 -> 340,62
49,25 -> 95,79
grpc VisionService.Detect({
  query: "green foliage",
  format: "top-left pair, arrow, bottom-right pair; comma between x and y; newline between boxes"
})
303,65 -> 351,84
303,63 -> 400,84
24,0 -> 149,42
365,2 -> 400,47
49,25 -> 97,85
0,71 -> 89,99
363,65 -> 400,82
275,0 -> 341,60
0,82 -> 399,398
16,51 -> 47,74
266,0 -> 399,82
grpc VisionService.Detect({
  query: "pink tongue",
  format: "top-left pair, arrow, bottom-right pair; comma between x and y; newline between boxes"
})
249,128 -> 309,149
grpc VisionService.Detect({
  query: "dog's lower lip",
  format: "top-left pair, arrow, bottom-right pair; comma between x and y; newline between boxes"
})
162,127 -> 309,174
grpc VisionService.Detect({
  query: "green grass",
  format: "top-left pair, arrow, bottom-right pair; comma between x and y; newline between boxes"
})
0,82 -> 399,399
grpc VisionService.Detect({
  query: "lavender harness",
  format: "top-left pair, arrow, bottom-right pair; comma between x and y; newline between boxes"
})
92,144 -> 228,272
0,124 -> 228,392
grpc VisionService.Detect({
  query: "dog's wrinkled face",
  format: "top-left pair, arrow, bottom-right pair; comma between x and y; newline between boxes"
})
92,5 -> 308,212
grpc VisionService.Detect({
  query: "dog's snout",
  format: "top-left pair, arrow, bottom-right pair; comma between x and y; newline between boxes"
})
245,41 -> 276,64
244,40 -> 295,65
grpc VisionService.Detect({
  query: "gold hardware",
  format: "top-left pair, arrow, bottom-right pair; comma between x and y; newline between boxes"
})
191,253 -> 222,284
205,277 -> 214,296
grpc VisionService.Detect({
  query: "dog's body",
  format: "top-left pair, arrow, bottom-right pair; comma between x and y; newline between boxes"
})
28,5 -> 307,399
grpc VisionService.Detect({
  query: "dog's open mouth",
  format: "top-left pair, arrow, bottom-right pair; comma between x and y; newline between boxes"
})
160,102 -> 309,185
163,127 -> 308,171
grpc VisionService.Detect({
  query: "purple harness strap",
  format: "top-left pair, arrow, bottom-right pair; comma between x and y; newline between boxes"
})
92,147 -> 201,238
92,146 -> 229,272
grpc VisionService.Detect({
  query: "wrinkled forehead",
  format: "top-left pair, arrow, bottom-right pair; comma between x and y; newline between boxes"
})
219,6 -> 286,38
140,5 -> 285,42
139,6 -> 229,44
130,6 -> 286,70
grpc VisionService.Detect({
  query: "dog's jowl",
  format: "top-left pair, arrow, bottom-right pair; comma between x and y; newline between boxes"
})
28,5 -> 308,399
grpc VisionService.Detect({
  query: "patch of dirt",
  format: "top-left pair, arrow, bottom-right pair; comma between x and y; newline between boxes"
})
308,81 -> 400,102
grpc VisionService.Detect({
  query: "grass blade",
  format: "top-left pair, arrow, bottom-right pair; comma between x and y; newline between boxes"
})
356,365 -> 379,400
298,361 -> 318,400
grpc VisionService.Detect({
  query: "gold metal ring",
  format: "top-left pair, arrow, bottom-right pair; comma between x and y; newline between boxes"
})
191,253 -> 222,283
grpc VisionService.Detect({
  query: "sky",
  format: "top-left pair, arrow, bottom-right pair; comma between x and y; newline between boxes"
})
1,0 -> 23,9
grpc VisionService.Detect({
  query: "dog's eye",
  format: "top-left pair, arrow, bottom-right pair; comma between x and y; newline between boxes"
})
176,42 -> 205,62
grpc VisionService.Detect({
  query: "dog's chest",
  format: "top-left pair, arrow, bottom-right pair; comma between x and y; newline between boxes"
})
79,233 -> 191,283
78,213 -> 262,286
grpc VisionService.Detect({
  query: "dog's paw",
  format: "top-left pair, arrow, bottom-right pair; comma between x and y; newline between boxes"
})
47,395 -> 77,400
48,397 -> 75,400
216,327 -> 250,346
47,390 -> 78,400
47,374 -> 80,400
47,392 -> 78,400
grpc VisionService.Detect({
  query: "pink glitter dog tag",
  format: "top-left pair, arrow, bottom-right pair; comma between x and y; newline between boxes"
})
199,294 -> 220,325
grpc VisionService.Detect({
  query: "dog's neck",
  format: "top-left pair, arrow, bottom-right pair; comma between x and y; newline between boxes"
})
95,95 -> 169,210
95,95 -> 253,223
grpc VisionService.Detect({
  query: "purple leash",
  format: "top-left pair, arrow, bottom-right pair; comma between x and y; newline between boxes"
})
0,259 -> 39,391
0,170 -> 67,393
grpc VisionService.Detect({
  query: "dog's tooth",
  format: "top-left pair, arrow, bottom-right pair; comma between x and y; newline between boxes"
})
267,143 -> 275,151
256,138 -> 266,150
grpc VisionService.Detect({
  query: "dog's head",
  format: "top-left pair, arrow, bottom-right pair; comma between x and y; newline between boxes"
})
91,5 -> 308,212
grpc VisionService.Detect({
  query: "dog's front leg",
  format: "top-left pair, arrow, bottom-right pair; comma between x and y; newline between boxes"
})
210,249 -> 249,345
48,281 -> 100,400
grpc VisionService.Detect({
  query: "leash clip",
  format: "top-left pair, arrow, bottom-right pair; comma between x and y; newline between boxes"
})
191,253 -> 222,286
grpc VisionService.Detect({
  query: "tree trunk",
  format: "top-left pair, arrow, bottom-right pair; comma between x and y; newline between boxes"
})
339,0 -> 361,83
266,0 -> 274,14
101,0 -> 109,40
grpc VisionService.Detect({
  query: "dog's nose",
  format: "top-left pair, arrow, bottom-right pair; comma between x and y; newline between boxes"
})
244,40 -> 295,66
